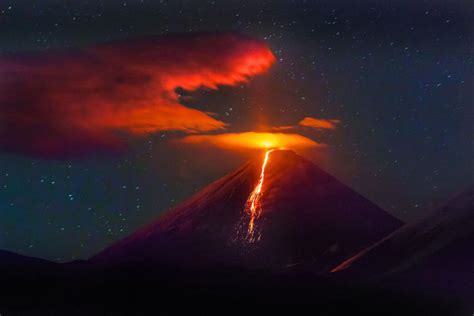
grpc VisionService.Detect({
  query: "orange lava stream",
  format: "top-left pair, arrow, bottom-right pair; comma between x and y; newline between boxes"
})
245,149 -> 273,241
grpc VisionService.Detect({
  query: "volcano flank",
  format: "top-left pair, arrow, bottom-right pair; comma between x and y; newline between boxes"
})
93,150 -> 402,272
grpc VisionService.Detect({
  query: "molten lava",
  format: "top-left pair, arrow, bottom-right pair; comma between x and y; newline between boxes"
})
244,149 -> 274,242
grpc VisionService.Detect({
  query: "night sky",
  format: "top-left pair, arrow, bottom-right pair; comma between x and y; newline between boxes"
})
0,0 -> 472,262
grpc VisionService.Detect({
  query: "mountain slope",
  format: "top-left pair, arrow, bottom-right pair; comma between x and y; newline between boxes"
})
92,149 -> 403,272
332,186 -> 474,300
0,249 -> 54,268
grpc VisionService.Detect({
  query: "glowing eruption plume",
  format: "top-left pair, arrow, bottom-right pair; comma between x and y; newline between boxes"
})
244,149 -> 274,242
178,132 -> 322,150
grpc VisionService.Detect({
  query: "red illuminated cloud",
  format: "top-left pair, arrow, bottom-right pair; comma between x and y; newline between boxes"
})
0,33 -> 275,158
178,132 -> 323,151
272,117 -> 341,132
298,117 -> 341,130
271,125 -> 295,132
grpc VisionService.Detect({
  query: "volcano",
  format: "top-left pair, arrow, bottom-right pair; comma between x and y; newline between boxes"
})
93,149 -> 402,272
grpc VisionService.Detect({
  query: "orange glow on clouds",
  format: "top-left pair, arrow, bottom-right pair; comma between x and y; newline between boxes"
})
178,132 -> 323,150
298,117 -> 341,130
271,125 -> 295,132
0,33 -> 275,158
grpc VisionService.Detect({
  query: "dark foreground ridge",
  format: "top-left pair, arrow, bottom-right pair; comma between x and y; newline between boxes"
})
0,261 -> 469,315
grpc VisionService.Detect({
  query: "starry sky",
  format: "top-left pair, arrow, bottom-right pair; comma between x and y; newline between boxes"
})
0,0 -> 472,262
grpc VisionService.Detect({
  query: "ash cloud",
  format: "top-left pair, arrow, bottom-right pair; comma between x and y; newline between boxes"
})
272,117 -> 341,132
0,33 -> 275,159
178,132 -> 323,151
298,117 -> 340,130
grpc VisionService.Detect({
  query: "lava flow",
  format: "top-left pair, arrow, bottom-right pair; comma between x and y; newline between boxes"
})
244,149 -> 274,242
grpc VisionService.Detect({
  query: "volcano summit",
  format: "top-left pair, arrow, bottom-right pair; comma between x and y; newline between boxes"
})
93,150 -> 402,272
